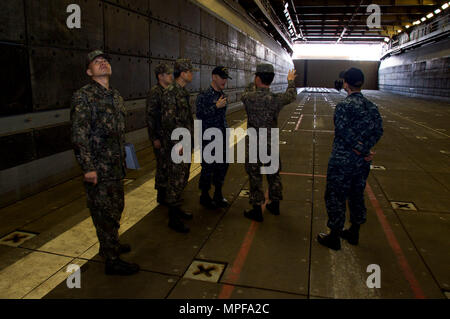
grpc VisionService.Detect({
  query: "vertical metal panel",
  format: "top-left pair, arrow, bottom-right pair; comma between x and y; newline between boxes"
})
29,47 -> 87,111
26,0 -> 103,50
200,37 -> 216,65
237,31 -> 246,52
222,45 -> 230,68
216,43 -> 227,66
150,0 -> 179,25
236,50 -> 245,70
256,42 -> 265,59
228,26 -> 238,48
0,0 -> 26,43
246,38 -> 256,56
109,54 -> 150,99
180,30 -> 201,64
228,48 -> 237,69
179,0 -> 200,33
115,0 -> 150,15
150,20 -> 180,60
226,69 -> 237,89
105,4 -> 149,56
215,18 -> 228,45
200,9 -> 215,40
0,44 -> 32,116
125,107 -> 147,132
0,132 -> 36,170
200,65 -> 213,91
237,70 -> 245,88
34,124 -> 72,159
244,53 -> 251,71
250,56 -> 256,72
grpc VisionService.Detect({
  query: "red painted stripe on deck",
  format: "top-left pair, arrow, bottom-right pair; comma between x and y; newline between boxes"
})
218,190 -> 268,299
365,183 -> 426,299
295,114 -> 304,131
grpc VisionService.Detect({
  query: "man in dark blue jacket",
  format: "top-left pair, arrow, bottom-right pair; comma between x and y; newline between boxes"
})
318,68 -> 384,250
196,66 -> 231,209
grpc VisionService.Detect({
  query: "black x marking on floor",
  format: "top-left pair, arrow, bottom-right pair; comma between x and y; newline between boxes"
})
193,264 -> 216,277
3,234 -> 28,243
396,203 -> 412,208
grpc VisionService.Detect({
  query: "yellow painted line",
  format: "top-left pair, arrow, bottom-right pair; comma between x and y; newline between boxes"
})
380,106 -> 450,138
0,121 -> 248,299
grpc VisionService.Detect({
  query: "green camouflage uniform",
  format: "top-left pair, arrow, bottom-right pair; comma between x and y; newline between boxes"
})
241,64 -> 297,206
71,80 -> 127,259
160,61 -> 195,206
147,83 -> 168,190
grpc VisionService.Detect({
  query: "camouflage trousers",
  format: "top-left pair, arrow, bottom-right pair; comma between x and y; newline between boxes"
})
245,143 -> 282,205
199,135 -> 229,190
324,159 -> 370,231
153,146 -> 168,190
84,180 -> 124,259
165,150 -> 191,206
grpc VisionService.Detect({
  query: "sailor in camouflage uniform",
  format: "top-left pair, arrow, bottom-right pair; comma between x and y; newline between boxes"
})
318,67 -> 383,250
196,66 -> 232,209
146,63 -> 173,204
241,64 -> 297,222
71,50 -> 139,275
161,59 -> 198,233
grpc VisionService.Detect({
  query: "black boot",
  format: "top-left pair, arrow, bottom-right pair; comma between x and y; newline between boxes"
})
317,229 -> 341,251
157,188 -> 167,205
341,224 -> 360,245
105,257 -> 140,276
175,205 -> 193,220
99,243 -> 131,258
200,189 -> 218,210
168,206 -> 190,233
266,201 -> 280,215
213,185 -> 229,208
244,205 -> 263,222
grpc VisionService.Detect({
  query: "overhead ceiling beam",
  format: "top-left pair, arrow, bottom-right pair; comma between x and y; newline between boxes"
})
253,0 -> 294,51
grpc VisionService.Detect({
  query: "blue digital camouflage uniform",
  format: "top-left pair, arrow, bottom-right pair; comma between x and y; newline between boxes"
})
325,92 -> 383,231
146,83 -> 167,190
161,81 -> 194,206
196,86 -> 229,191
71,80 -> 127,259
241,79 -> 297,206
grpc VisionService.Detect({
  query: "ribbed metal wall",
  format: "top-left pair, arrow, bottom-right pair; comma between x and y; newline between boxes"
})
379,38 -> 450,99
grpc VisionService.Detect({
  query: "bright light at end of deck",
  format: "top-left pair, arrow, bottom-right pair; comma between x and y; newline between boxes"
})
293,43 -> 384,61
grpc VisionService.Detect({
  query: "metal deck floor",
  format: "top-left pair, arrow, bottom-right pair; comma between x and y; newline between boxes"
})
0,90 -> 449,299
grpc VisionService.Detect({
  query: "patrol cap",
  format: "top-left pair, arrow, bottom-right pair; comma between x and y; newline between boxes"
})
154,63 -> 173,77
86,50 -> 110,68
255,63 -> 274,74
174,58 -> 199,73
343,67 -> 364,87
212,66 -> 232,79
